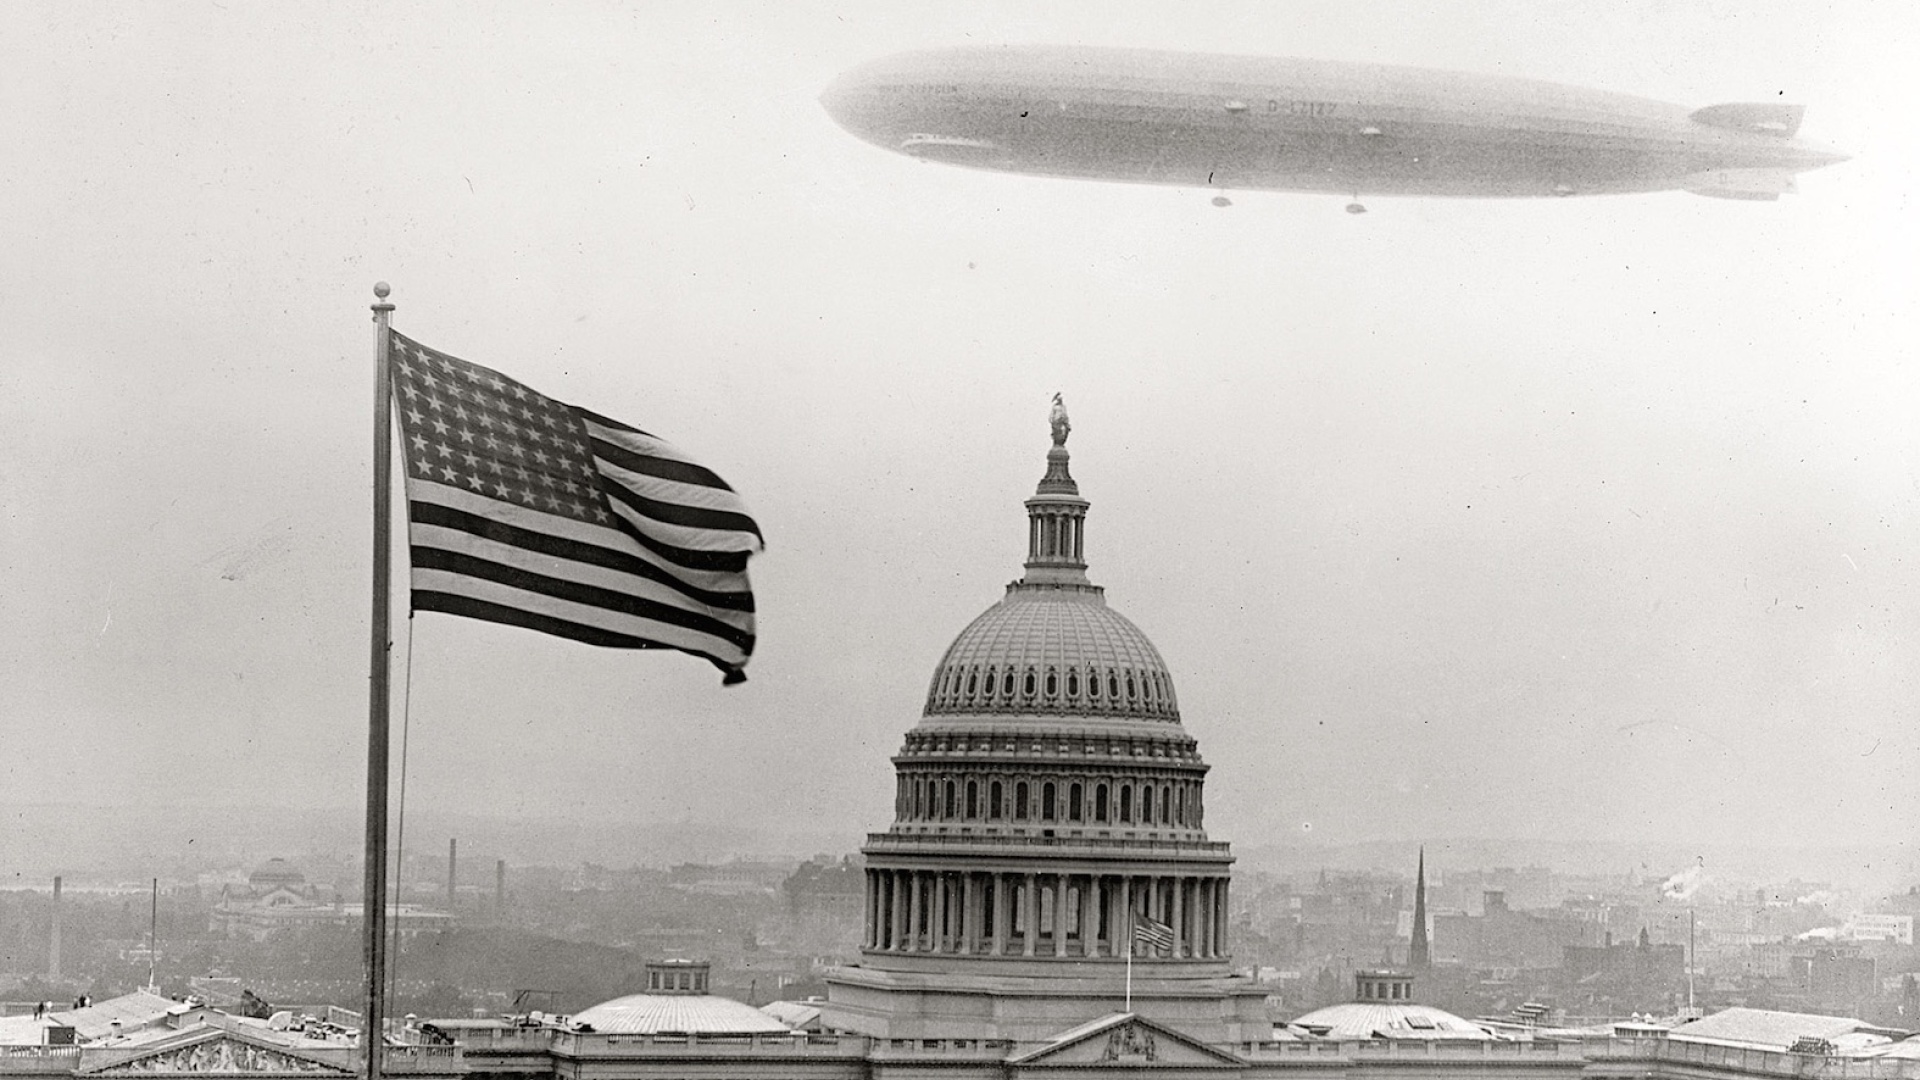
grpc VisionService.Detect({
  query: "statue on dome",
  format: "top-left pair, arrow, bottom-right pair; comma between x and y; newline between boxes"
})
1049,392 -> 1071,446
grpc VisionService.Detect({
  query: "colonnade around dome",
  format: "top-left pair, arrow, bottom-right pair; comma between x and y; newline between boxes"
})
890,768 -> 1206,834
862,867 -> 1230,963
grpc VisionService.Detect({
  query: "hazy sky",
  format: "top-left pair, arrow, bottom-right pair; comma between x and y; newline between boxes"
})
4,2 -> 1916,862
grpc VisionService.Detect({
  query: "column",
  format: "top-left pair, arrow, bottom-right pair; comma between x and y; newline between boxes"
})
907,871 -> 924,952
881,871 -> 896,950
1171,876 -> 1186,957
959,874 -> 975,955
1059,868 -> 1075,953
938,873 -> 952,953
1199,878 -> 1214,958
992,873 -> 1009,955
1022,873 -> 1037,957
1080,874 -> 1097,957
865,870 -> 878,948
1215,878 -> 1229,956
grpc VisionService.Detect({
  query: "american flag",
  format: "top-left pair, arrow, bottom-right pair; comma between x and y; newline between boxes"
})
387,331 -> 761,683
1133,914 -> 1175,954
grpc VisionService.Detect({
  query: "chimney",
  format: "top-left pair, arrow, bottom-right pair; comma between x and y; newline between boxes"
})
49,876 -> 62,980
447,839 -> 457,914
495,859 -> 506,915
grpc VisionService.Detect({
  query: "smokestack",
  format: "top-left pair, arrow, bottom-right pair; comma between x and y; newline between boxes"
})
495,859 -> 506,915
447,838 -> 457,914
49,876 -> 62,980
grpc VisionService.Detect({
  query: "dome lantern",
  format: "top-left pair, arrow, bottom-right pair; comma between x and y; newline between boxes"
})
1021,393 -> 1093,588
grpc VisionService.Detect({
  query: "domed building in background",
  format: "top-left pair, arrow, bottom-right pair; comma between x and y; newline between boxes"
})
570,961 -> 789,1036
1288,971 -> 1494,1041
821,399 -> 1270,1046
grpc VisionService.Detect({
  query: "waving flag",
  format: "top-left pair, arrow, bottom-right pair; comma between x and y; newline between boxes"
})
1133,914 -> 1175,954
386,330 -> 761,682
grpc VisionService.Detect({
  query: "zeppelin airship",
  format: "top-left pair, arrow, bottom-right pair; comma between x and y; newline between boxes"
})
820,46 -> 1847,210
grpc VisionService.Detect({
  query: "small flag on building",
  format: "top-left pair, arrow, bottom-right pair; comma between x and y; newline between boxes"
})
1133,915 -> 1175,954
386,330 -> 762,683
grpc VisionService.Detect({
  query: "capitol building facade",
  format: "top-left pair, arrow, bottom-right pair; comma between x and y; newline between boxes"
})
822,401 -> 1269,1046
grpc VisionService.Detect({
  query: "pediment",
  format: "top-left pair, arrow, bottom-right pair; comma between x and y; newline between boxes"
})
1011,1013 -> 1245,1070
84,1032 -> 350,1076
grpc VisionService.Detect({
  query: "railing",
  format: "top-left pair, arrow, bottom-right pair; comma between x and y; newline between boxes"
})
1589,1036 -> 1920,1080
863,831 -> 1232,856
868,1037 -> 1016,1057
446,1028 -> 555,1052
547,1031 -> 866,1057
382,1045 -> 463,1072
0,1046 -> 81,1074
1239,1039 -> 1590,1060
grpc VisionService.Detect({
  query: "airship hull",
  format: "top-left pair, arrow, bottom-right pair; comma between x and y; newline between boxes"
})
821,47 -> 1845,200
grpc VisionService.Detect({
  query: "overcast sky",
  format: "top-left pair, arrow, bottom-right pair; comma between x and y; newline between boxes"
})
3,1 -> 1915,865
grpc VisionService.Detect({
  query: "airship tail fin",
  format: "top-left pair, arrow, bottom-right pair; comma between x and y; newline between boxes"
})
1683,168 -> 1798,201
1689,102 -> 1804,138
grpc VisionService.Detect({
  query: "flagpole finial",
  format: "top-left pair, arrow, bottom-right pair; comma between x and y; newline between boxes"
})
372,282 -> 394,315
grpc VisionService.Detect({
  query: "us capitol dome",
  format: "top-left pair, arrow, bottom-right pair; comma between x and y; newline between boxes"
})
821,398 -> 1270,1045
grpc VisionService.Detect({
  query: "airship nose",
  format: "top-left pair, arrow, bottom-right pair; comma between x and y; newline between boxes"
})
818,69 -> 876,136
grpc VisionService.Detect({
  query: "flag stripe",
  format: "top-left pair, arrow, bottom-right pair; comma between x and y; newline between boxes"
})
413,569 -> 742,658
597,473 -> 765,545
410,479 -> 752,586
585,423 -> 740,493
603,506 -> 753,576
409,504 -> 755,615
592,449 -> 760,517
571,406 -> 657,440
413,591 -> 734,671
412,552 -> 754,652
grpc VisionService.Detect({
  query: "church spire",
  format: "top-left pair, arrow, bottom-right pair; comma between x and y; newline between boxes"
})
1019,394 -> 1093,588
1410,846 -> 1431,969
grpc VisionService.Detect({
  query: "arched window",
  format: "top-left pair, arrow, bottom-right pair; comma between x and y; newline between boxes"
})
944,780 -> 957,819
1045,668 -> 1058,697
984,666 -> 997,700
1042,782 -> 1056,820
1126,674 -> 1137,700
1003,670 -> 1015,695
1120,785 -> 1133,823
1175,785 -> 1186,825
1160,784 -> 1172,824
1015,781 -> 1029,820
1067,670 -> 1079,697
989,780 -> 1003,819
1141,785 -> 1154,824
1069,782 -> 1083,821
966,669 -> 978,696
1090,672 -> 1102,699
966,780 -> 978,819
1024,670 -> 1037,697
1095,783 -> 1109,822
1108,672 -> 1121,698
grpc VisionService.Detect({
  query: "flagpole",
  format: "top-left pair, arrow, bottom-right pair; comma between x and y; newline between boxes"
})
1125,912 -> 1134,1013
363,282 -> 396,1080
